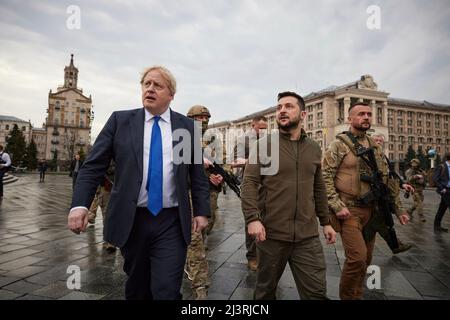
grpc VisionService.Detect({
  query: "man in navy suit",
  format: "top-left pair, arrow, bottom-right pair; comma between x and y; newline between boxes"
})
68,66 -> 210,299
433,152 -> 450,233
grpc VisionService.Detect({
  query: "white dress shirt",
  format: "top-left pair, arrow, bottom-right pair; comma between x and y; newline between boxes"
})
137,107 -> 178,208
0,151 -> 11,168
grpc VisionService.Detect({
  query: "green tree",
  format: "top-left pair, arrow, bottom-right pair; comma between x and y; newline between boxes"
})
405,145 -> 416,166
24,139 -> 38,170
5,124 -> 26,166
417,146 -> 429,170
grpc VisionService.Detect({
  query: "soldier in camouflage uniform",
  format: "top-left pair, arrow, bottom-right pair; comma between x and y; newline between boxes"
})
322,102 -> 410,300
184,105 -> 224,300
87,161 -> 116,253
363,133 -> 413,254
405,158 -> 427,222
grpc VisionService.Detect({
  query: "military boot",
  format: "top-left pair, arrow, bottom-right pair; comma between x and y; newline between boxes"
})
392,241 -> 412,254
194,287 -> 208,300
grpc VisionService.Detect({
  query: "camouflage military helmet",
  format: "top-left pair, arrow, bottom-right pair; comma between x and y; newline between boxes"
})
187,105 -> 211,118
410,158 -> 420,165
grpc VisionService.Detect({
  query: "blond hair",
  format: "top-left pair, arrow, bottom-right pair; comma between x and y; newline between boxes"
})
140,66 -> 177,96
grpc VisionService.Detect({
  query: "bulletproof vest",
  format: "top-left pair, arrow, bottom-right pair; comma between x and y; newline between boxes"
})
334,132 -> 384,206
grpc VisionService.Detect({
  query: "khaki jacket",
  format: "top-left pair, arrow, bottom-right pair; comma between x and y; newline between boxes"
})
241,130 -> 330,242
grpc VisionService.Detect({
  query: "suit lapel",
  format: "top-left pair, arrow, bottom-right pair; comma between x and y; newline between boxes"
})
170,109 -> 182,175
130,108 -> 145,176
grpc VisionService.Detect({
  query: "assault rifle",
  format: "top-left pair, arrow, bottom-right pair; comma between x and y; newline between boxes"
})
209,162 -> 241,198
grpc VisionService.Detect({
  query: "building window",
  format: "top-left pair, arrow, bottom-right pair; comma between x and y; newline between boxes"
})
407,120 -> 412,126
417,113 -> 422,119
418,137 -> 424,144
437,138 -> 441,144
308,114 -> 313,122
407,128 -> 412,134
426,129 -> 431,135
377,107 -> 383,124
399,153 -> 404,161
399,136 -> 405,143
427,138 -> 433,144
5,125 -> 9,130
417,120 -> 422,126
398,127 -> 403,133
397,119 -> 403,126
436,130 -> 440,136
317,112 -> 323,120
398,144 -> 403,151
317,121 -> 323,128
417,128 -> 422,134
389,144 -> 394,151
408,137 -> 414,144
22,126 -> 26,131
397,110 -> 403,117
389,153 -> 394,159
407,111 -> 413,118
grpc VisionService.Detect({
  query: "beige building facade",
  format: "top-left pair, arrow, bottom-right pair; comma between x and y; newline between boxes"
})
0,116 -> 32,146
209,75 -> 450,171
44,54 -> 92,162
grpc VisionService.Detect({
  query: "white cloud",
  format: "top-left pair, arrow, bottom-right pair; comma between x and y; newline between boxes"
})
0,0 -> 449,141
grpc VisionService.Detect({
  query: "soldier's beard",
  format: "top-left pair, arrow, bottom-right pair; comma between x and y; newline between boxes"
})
277,117 -> 300,132
354,122 -> 371,131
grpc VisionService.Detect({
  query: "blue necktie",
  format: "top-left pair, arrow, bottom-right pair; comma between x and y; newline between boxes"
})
147,116 -> 163,216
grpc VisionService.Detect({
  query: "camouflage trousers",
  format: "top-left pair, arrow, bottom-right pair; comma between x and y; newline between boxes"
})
204,191 -> 219,235
409,189 -> 424,217
88,186 -> 111,227
186,219 -> 209,290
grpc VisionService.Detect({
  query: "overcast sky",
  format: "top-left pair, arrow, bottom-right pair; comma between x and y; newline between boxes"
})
1,0 -> 449,140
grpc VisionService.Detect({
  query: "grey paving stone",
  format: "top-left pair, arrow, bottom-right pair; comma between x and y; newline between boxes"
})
2,280 -> 43,294
0,256 -> 46,271
0,248 -> 42,264
30,281 -> 74,299
58,291 -> 105,300
2,265 -> 49,278
0,276 -> 20,288
15,294 -> 53,300
0,289 -> 23,300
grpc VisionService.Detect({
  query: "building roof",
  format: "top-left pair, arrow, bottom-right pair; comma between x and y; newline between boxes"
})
0,115 -> 28,123
388,97 -> 450,111
232,106 -> 276,123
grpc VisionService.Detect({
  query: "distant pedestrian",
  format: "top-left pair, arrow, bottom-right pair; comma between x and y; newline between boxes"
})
69,153 -> 83,189
432,152 -> 450,233
0,144 -> 12,200
38,159 -> 48,182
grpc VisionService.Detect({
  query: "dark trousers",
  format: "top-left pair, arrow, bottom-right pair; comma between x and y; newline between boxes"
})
121,207 -> 187,300
434,189 -> 450,227
72,172 -> 78,189
39,171 -> 46,182
245,228 -> 256,260
0,170 -> 4,197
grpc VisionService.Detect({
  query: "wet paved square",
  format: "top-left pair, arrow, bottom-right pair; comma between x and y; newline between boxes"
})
0,174 -> 449,300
